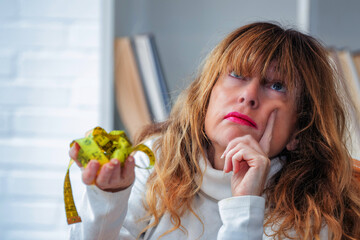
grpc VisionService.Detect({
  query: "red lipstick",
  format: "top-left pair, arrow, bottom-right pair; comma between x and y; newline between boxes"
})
224,112 -> 258,129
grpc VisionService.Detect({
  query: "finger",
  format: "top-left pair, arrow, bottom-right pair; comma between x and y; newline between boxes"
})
121,156 -> 135,179
82,160 -> 100,185
232,148 -> 259,174
221,148 -> 237,173
232,151 -> 244,174
222,135 -> 263,160
108,159 -> 121,183
231,149 -> 252,174
223,156 -> 233,173
232,148 -> 258,166
259,109 -> 277,155
222,137 -> 244,159
69,142 -> 83,167
224,144 -> 245,172
224,145 -> 243,173
234,161 -> 249,176
96,162 -> 116,187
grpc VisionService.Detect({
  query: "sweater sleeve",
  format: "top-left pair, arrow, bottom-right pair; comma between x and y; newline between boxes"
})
68,184 -> 133,240
68,140 -> 155,240
217,196 -> 265,240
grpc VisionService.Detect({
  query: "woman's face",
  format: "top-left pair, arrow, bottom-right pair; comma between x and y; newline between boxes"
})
205,65 -> 298,160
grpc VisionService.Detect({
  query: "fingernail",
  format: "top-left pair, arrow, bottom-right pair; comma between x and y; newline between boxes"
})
111,159 -> 118,165
128,156 -> 134,162
107,164 -> 114,170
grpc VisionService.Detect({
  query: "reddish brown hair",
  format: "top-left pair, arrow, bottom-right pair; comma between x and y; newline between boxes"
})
136,22 -> 360,239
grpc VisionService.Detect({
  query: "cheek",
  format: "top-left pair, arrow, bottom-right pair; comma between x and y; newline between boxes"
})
204,93 -> 217,133
206,88 -> 223,116
268,100 -> 297,138
273,108 -> 297,140
204,87 -> 228,136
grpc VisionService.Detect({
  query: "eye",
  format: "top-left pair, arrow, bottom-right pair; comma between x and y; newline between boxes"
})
270,82 -> 286,93
229,71 -> 245,79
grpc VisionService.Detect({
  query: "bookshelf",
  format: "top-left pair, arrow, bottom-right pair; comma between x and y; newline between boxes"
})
112,0 -> 299,136
329,49 -> 360,159
105,0 -> 360,156
113,0 -> 298,102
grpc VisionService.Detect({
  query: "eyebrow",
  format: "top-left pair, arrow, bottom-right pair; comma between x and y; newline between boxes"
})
261,76 -> 284,84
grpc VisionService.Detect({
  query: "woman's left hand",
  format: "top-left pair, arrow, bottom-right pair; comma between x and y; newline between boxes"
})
223,110 -> 276,196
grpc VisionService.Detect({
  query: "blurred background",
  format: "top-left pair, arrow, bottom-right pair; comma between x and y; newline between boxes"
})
0,0 -> 359,239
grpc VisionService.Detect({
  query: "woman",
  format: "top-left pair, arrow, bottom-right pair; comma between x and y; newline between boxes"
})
69,22 -> 360,239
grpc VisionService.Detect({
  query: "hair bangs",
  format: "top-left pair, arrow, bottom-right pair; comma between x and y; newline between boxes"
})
217,26 -> 300,95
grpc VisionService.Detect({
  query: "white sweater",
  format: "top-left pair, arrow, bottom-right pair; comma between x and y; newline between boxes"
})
69,139 -> 329,239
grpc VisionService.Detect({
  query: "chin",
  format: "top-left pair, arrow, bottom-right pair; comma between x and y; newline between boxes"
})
218,133 -> 244,147
227,128 -> 256,140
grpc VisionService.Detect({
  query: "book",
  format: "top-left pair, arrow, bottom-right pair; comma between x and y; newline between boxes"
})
132,34 -> 171,122
353,52 -> 360,80
333,49 -> 360,159
337,50 -> 360,107
114,37 -> 152,138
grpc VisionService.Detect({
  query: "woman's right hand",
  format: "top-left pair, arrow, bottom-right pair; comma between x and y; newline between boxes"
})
69,142 -> 136,192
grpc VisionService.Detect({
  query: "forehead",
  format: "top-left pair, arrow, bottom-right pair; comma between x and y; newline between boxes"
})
216,34 -> 301,96
263,62 -> 282,80
222,57 -> 299,97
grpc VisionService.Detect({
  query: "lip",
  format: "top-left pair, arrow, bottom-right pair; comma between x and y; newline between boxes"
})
224,112 -> 258,129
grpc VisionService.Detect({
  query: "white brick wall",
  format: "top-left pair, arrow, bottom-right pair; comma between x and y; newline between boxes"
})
0,0 -> 101,238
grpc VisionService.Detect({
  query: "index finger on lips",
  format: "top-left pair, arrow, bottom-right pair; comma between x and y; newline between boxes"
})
259,109 -> 277,155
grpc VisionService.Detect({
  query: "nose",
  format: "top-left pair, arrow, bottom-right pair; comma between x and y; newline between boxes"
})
238,79 -> 260,108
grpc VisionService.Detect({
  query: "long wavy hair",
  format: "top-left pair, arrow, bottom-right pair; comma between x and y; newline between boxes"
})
135,22 -> 360,239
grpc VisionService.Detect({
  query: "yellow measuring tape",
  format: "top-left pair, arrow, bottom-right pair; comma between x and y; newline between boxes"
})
64,126 -> 155,225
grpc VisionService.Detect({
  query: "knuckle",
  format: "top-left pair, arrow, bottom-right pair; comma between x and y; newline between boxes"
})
226,141 -> 235,150
230,137 -> 241,146
242,134 -> 253,142
82,175 -> 92,185
260,156 -> 270,165
232,135 -> 253,146
236,142 -> 246,149
244,134 -> 255,144
231,153 -> 242,162
243,134 -> 251,140
95,179 -> 108,189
